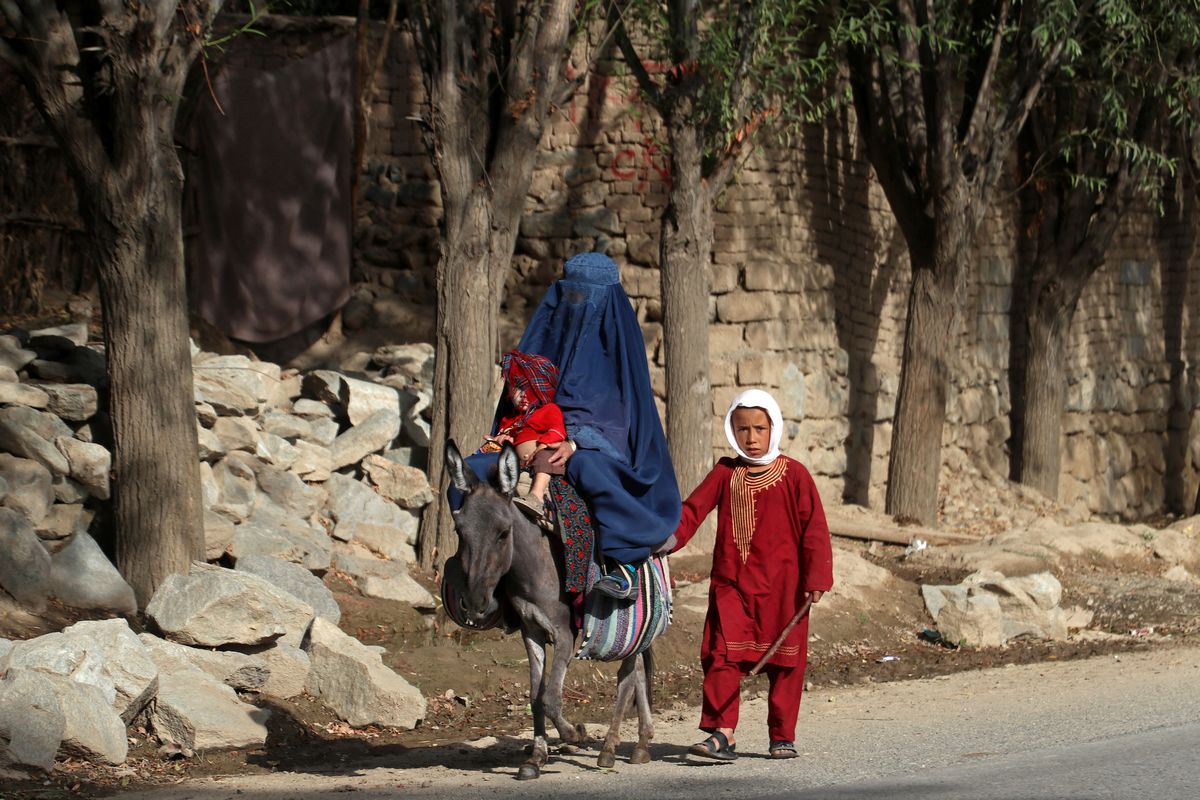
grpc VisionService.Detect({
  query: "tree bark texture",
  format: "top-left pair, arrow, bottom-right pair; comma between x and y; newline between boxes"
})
884,265 -> 958,524
414,1 -> 575,571
660,114 -> 714,518
0,2 -> 218,605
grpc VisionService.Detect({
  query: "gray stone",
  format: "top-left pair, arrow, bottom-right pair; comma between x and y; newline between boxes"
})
0,338 -> 36,373
255,432 -> 300,469
194,400 -> 218,427
193,355 -> 281,406
303,618 -> 425,729
243,642 -> 310,700
291,398 -> 335,419
52,474 -> 89,504
49,533 -> 137,614
37,383 -> 98,421
356,573 -> 435,609
330,541 -> 406,581
193,374 -> 258,417
360,454 -> 434,509
289,439 -> 333,482
28,346 -> 106,385
146,562 -> 315,648
0,406 -> 71,475
381,447 -> 427,470
0,508 -> 52,610
0,365 -> 16,382
371,343 -> 434,382
204,510 -> 235,561
139,637 -> 270,752
54,436 -> 111,499
210,455 -> 258,523
253,461 -> 327,520
1150,528 -> 1200,567
229,507 -> 333,572
326,474 -> 418,560
923,570 -> 1073,647
301,370 -> 344,406
137,634 -> 268,693
0,670 -> 68,772
308,416 -> 341,447
342,376 -> 401,427
330,408 -> 400,469
35,503 -> 92,541
196,423 -> 225,462
402,415 -> 431,448
47,672 -> 129,765
30,322 -> 88,345
5,618 -> 159,724
0,380 -> 49,408
212,416 -> 259,453
235,554 -> 341,624
262,412 -> 312,441
0,453 -> 54,525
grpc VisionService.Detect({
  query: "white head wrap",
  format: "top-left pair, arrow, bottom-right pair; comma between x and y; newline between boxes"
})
724,388 -> 784,466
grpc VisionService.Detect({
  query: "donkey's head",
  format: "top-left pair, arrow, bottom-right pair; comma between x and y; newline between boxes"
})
444,439 -> 523,626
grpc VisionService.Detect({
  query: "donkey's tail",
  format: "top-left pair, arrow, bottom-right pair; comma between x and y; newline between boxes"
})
642,645 -> 655,713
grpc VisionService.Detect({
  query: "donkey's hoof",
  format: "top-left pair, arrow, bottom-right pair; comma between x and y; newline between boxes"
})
574,722 -> 589,742
517,764 -> 541,781
629,746 -> 652,765
596,750 -> 616,769
523,743 -> 534,755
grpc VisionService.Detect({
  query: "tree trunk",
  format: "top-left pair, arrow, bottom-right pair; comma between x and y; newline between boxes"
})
661,114 -> 713,515
885,267 -> 957,524
1017,272 -> 1078,500
421,192 -> 501,569
89,139 -> 204,606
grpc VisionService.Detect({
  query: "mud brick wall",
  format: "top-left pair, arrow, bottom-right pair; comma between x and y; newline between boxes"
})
200,19 -> 1200,518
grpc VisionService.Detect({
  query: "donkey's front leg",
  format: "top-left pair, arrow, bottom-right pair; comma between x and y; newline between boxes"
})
518,631 -> 550,781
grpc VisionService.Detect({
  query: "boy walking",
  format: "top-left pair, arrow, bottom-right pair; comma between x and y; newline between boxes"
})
669,388 -> 834,760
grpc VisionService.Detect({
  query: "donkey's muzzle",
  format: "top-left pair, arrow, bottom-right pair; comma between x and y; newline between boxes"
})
463,597 -> 500,628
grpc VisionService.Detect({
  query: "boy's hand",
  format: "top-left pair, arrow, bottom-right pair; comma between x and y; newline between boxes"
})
807,590 -> 824,604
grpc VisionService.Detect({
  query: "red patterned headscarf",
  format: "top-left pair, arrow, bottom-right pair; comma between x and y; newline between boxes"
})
500,349 -> 559,418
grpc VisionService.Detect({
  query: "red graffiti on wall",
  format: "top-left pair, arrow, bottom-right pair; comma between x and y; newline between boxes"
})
564,62 -> 673,192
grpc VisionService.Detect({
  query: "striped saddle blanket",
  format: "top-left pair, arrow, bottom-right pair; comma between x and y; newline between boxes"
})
575,555 -> 673,662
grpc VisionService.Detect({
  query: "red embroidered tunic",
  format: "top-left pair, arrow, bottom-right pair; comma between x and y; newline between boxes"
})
673,455 -> 834,668
497,403 -> 567,447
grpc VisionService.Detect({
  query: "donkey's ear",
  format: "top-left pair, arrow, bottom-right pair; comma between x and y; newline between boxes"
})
496,444 -> 520,497
445,439 -> 476,493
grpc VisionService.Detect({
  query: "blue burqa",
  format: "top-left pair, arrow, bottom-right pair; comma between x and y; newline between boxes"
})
456,252 -> 682,563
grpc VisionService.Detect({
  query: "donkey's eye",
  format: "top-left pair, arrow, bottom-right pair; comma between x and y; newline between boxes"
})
498,527 -> 512,540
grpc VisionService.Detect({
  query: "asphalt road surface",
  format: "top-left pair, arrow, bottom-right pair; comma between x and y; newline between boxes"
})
127,643 -> 1200,800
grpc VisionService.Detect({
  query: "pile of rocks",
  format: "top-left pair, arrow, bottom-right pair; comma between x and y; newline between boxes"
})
1,566 -> 425,774
1,322 -> 441,775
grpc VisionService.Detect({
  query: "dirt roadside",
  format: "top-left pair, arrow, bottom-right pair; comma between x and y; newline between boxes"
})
4,531 -> 1198,800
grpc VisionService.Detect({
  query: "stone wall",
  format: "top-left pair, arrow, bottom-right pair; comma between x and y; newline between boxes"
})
5,15 -> 1198,522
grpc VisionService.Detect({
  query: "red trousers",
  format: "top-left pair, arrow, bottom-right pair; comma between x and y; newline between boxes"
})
699,649 -> 807,742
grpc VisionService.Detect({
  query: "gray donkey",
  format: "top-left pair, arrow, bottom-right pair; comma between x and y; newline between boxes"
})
445,440 -> 657,780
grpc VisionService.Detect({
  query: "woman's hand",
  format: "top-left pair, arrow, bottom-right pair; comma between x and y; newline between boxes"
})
542,439 -> 576,468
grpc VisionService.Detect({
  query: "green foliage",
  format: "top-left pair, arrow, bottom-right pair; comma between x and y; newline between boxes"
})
613,1 -> 836,164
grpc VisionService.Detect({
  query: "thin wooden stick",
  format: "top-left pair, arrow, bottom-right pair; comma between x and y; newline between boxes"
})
748,595 -> 814,676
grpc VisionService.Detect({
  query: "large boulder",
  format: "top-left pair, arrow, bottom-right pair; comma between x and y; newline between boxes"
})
49,532 -> 138,614
4,619 -> 158,724
234,554 -> 341,624
137,634 -> 268,692
304,618 -> 425,729
0,453 -> 54,525
146,562 -> 315,648
0,508 -> 52,610
139,636 -> 270,752
0,670 -> 128,772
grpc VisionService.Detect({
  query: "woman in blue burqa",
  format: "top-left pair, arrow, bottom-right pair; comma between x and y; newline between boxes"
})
451,252 -> 682,599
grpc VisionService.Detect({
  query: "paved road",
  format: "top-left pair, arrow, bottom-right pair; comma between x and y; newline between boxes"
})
127,644 -> 1200,800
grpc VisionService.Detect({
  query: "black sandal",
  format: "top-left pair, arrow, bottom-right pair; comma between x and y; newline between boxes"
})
689,731 -> 738,761
769,739 -> 797,759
